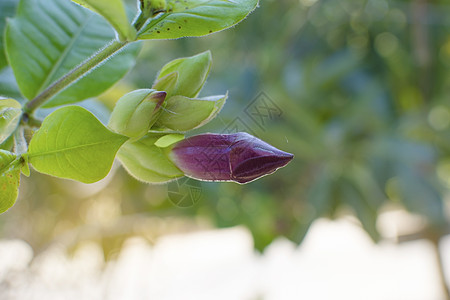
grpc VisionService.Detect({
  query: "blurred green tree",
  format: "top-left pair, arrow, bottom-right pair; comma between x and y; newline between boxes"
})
1,0 -> 450,294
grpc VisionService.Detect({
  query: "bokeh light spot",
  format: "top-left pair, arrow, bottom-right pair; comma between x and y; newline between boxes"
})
428,106 -> 450,130
299,0 -> 318,7
375,32 -> 399,57
437,160 -> 450,189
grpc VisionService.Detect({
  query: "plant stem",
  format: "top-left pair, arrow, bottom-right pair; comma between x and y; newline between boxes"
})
14,126 -> 27,154
133,11 -> 148,32
24,40 -> 128,114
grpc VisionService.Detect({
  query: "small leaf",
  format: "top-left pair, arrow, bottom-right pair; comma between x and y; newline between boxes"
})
28,106 -> 128,183
118,134 -> 183,183
0,150 -> 20,213
71,0 -> 136,41
153,51 -> 211,98
0,98 -> 22,144
5,0 -> 140,107
154,133 -> 184,148
21,157 -> 30,177
156,94 -> 226,131
137,0 -> 258,40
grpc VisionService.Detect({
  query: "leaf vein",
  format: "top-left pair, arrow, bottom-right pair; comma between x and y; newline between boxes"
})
35,13 -> 95,95
29,139 -> 122,159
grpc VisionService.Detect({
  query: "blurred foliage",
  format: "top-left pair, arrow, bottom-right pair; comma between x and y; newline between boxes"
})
1,0 -> 450,254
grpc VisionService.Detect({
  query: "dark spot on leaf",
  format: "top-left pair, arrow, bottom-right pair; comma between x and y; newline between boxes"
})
184,19 -> 187,23
185,6 -> 189,9
178,26 -> 181,29
157,31 -> 160,33
167,28 -> 170,30
209,30 -> 212,33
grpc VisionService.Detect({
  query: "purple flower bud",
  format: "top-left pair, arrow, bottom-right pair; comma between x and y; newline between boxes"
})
169,132 -> 293,184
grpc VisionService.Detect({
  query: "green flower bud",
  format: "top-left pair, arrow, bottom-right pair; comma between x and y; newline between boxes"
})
117,134 -> 184,183
152,72 -> 178,94
156,94 -> 227,131
0,99 -> 22,144
108,89 -> 166,139
153,51 -> 212,98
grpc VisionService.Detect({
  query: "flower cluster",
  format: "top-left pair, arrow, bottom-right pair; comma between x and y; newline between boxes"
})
109,52 -> 293,184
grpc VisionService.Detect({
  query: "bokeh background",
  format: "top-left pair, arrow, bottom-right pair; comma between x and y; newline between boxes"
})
1,0 -> 450,299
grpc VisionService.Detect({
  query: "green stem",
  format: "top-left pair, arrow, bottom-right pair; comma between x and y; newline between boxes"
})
133,11 -> 148,32
14,126 -> 27,154
24,40 -> 128,114
26,115 -> 42,128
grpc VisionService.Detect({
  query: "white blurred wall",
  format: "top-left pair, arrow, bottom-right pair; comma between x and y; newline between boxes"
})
0,214 -> 447,300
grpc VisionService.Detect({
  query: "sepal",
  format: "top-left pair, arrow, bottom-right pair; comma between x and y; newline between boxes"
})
153,51 -> 212,98
156,94 -> 227,131
108,89 -> 166,138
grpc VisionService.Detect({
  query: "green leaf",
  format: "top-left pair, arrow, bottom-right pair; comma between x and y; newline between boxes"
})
0,150 -> 20,214
396,170 -> 446,225
28,106 -> 128,183
153,51 -> 212,98
0,0 -> 19,70
137,0 -> 258,40
154,133 -> 184,147
339,176 -> 380,242
71,0 -> 136,41
156,94 -> 226,131
345,165 -> 384,241
0,98 -> 22,144
118,134 -> 183,183
5,0 -> 140,107
0,135 -> 14,151
294,167 -> 333,243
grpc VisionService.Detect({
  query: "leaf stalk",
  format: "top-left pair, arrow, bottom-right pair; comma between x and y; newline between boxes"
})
24,40 -> 128,114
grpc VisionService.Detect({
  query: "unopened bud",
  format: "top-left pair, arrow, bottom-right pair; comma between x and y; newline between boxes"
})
108,89 -> 166,138
152,72 -> 178,94
169,132 -> 294,184
153,51 -> 212,98
156,94 -> 226,131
